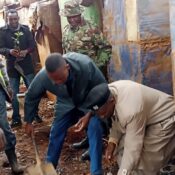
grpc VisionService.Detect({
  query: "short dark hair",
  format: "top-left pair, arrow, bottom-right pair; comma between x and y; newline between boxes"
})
7,9 -> 18,16
45,53 -> 66,73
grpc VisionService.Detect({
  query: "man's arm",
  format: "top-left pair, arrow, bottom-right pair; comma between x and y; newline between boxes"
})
25,27 -> 36,53
91,26 -> 112,66
20,27 -> 36,57
24,72 -> 46,123
105,118 -> 123,163
108,118 -> 123,146
0,29 -> 20,58
62,26 -> 69,54
117,112 -> 146,175
0,30 -> 11,56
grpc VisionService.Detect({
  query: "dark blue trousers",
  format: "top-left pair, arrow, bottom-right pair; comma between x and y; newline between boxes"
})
46,109 -> 103,175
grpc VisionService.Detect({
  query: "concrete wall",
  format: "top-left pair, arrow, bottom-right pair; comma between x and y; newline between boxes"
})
104,0 -> 172,94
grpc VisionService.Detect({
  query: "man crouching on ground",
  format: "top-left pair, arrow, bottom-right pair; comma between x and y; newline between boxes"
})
82,80 -> 175,175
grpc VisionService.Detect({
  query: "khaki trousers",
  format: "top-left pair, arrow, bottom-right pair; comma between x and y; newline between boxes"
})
116,115 -> 175,175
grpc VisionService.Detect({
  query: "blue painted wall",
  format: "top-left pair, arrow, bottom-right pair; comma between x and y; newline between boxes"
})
140,41 -> 172,94
104,0 -> 172,95
138,0 -> 170,39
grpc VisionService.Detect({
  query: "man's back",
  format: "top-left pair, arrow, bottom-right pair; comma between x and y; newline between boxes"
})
35,52 -> 106,94
109,80 -> 175,126
25,52 -> 106,123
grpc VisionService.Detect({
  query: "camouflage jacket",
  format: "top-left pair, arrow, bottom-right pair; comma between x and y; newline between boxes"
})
62,20 -> 112,67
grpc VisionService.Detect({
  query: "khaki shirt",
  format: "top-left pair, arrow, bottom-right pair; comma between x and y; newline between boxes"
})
108,80 -> 175,173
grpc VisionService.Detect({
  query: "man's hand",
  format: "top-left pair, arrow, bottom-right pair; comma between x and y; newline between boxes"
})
73,112 -> 91,132
19,50 -> 28,57
105,142 -> 116,163
25,123 -> 34,136
0,128 -> 6,151
10,49 -> 20,57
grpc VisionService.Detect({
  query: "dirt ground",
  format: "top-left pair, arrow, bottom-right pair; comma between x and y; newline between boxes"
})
0,98 -> 118,175
0,98 -> 174,175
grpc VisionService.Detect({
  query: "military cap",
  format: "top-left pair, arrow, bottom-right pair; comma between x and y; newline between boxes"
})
60,0 -> 84,17
84,83 -> 110,111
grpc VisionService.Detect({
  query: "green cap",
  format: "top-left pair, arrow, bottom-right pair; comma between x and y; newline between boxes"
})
60,0 -> 84,17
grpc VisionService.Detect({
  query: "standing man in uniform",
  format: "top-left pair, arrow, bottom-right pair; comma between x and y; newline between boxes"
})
0,61 -> 23,174
61,0 -> 111,70
0,9 -> 42,128
82,81 -> 175,175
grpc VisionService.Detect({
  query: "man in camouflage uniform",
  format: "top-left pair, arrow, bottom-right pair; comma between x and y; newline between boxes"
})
61,0 -> 111,69
60,0 -> 112,162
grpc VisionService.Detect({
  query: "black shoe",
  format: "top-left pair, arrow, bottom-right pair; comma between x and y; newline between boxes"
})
34,115 -> 43,123
11,120 -> 22,128
5,149 -> 24,174
72,137 -> 89,149
81,149 -> 90,161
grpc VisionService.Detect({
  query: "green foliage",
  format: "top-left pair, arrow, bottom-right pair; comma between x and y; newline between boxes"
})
12,31 -> 24,49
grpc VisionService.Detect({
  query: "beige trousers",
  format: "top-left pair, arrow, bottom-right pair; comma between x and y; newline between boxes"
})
116,115 -> 175,175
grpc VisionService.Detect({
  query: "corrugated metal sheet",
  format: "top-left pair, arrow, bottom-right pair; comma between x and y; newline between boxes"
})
104,0 -> 172,94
